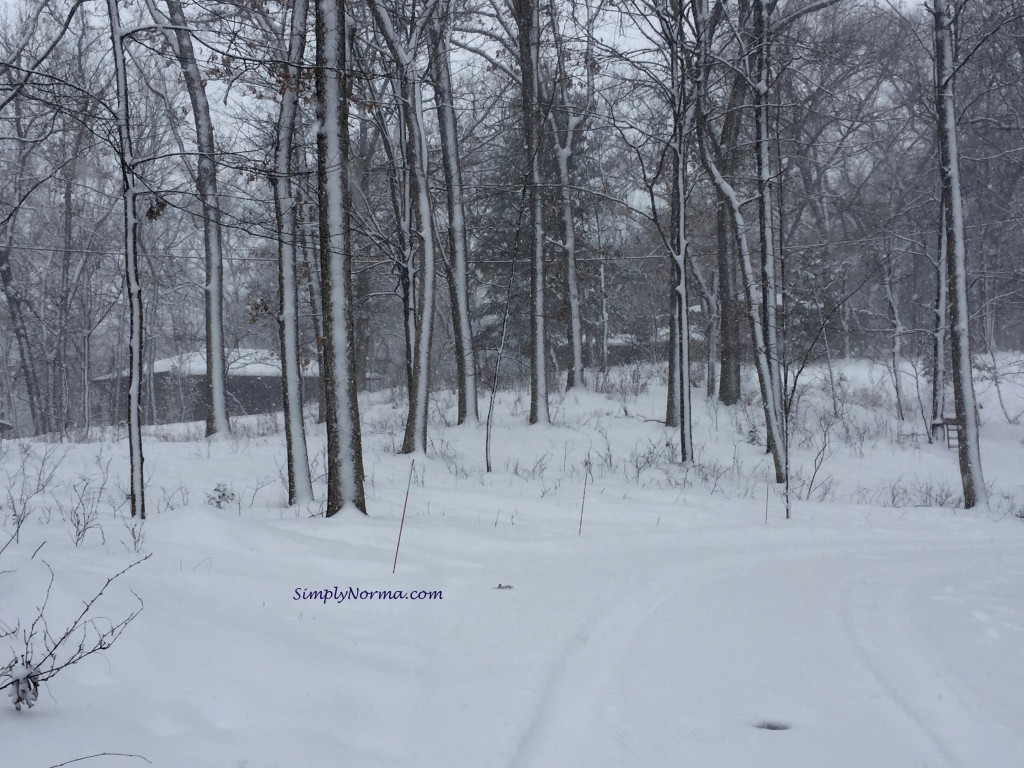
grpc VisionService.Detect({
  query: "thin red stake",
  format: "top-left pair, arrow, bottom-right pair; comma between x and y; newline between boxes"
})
393,459 -> 415,573
578,470 -> 588,536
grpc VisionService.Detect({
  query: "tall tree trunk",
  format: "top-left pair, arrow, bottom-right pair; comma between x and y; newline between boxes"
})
715,73 -> 746,407
882,258 -> 905,421
715,199 -> 742,405
364,0 -> 438,454
753,0 -> 783,456
373,82 -> 417,400
600,258 -> 608,373
107,0 -> 145,519
298,201 -> 326,423
693,3 -> 786,487
316,0 -> 366,514
700,137 -> 785,483
705,271 -> 719,398
553,133 -> 584,391
666,281 -> 680,427
930,203 -> 948,442
272,0 -> 313,505
934,0 -> 987,508
514,0 -> 549,424
155,0 -> 229,438
430,17 -> 478,423
55,146 -> 81,434
397,69 -> 436,454
671,139 -> 692,461
0,93 -> 45,435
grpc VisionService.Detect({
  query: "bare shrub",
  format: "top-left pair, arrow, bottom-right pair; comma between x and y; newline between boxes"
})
625,439 -> 673,484
152,423 -> 204,442
429,436 -> 471,479
0,551 -> 149,711
912,479 -> 961,508
592,426 -> 615,474
509,452 -> 549,482
798,410 -> 837,501
4,444 -> 67,530
122,517 -> 146,553
593,363 -> 650,404
56,480 -> 106,547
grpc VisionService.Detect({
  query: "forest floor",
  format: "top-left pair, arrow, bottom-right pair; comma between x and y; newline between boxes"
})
3,357 -> 1024,767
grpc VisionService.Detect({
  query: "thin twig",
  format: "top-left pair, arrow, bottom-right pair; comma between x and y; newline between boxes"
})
392,460 -> 414,574
47,753 -> 152,768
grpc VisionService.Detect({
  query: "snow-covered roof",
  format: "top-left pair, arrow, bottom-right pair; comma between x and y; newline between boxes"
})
93,348 -> 319,382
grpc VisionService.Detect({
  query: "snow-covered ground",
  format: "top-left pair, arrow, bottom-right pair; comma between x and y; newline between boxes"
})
3,359 -> 1024,767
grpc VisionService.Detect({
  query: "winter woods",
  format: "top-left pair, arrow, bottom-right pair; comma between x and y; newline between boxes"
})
2,0 -> 1023,510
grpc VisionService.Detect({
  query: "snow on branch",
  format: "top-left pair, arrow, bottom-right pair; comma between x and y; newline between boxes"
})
1,554 -> 150,711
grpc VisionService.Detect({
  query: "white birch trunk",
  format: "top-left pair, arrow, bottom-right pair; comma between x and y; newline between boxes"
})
106,0 -> 145,518
934,0 -> 987,509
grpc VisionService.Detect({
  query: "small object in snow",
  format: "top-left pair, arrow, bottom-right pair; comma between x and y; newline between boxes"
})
754,720 -> 790,731
7,661 -> 39,711
494,584 -> 513,590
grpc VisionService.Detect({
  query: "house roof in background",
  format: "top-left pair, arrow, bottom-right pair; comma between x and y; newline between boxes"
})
92,348 -> 319,382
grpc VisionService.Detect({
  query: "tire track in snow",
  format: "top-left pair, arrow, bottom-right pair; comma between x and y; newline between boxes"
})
507,542 -> 791,768
509,538 -> 1024,768
508,566 -> 684,768
837,545 -> 1024,768
839,567 -> 964,768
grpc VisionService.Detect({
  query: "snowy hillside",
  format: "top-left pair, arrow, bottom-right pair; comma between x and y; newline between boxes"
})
3,361 -> 1024,767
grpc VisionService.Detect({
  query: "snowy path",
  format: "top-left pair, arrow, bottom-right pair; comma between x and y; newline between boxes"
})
501,532 -> 1024,768
9,504 -> 1024,768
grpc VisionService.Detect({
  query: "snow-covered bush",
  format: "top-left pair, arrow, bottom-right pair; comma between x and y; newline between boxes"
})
6,660 -> 38,711
206,482 -> 236,508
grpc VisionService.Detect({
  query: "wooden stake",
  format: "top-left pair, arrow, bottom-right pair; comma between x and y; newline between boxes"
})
579,460 -> 591,535
393,459 -> 415,573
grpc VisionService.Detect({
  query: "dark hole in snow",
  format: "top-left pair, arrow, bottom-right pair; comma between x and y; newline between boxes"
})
755,721 -> 790,731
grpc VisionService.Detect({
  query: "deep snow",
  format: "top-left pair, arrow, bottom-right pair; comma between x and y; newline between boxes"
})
3,359 -> 1024,767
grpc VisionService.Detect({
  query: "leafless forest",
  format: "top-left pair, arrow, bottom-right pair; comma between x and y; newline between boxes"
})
2,0 -> 1022,515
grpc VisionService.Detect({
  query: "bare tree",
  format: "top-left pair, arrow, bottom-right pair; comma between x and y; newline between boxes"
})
694,0 -> 785,482
429,2 -> 478,423
933,0 -> 986,508
366,0 -> 442,454
545,0 -> 595,391
106,0 -> 145,518
145,0 -> 229,438
513,0 -> 549,424
316,0 -> 366,514
272,0 -> 313,504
